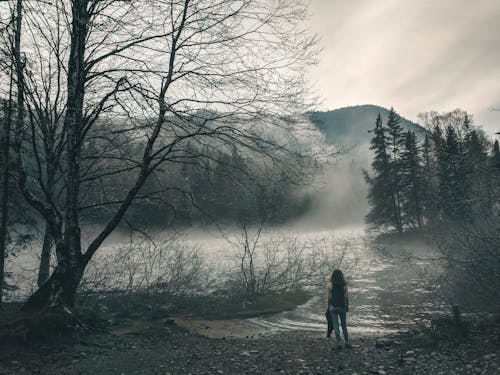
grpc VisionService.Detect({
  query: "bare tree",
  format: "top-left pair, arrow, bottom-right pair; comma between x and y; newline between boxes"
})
4,0 -> 318,311
0,15 -> 14,308
18,1 -> 72,287
0,0 -> 23,307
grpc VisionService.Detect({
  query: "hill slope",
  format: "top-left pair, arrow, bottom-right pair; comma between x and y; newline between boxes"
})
300,105 -> 426,228
309,105 -> 425,149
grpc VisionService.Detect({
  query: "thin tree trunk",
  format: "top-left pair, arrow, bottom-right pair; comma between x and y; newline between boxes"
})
1,0 -> 23,308
0,78 -> 14,308
37,225 -> 53,287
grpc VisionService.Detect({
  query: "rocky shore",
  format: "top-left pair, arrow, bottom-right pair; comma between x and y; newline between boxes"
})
1,314 -> 499,375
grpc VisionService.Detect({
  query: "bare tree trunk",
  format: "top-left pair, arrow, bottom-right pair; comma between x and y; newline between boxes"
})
37,225 -> 53,287
37,155 -> 56,287
1,0 -> 23,308
0,114 -> 9,306
0,77 -> 14,308
23,0 -> 89,311
23,259 -> 85,311
63,0 -> 87,271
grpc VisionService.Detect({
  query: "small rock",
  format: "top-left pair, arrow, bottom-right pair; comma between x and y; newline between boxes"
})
375,339 -> 394,348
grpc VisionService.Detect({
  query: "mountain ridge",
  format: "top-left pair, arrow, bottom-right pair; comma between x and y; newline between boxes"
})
308,104 -> 425,148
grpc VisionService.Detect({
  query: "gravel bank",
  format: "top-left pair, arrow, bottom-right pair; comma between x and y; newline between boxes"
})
1,315 -> 499,375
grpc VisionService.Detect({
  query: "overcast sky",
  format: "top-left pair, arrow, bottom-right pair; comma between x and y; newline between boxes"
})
308,0 -> 500,135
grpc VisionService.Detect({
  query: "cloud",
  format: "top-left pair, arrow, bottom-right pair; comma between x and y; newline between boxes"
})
309,0 -> 500,135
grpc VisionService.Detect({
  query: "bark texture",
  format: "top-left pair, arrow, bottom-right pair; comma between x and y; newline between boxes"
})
22,261 -> 85,311
37,226 -> 53,287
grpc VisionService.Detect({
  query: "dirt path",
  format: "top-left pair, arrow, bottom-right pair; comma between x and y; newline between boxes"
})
1,316 -> 499,375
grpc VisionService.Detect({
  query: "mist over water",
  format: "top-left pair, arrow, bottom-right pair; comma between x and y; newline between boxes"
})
103,224 -> 443,337
5,212 -> 447,338
305,164 -> 368,229
4,131 -> 438,337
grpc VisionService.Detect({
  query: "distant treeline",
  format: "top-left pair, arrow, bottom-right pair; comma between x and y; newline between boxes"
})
81,142 -> 314,228
0,108 -> 313,232
364,108 -> 500,232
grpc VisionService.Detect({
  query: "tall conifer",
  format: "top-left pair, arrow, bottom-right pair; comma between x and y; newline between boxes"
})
385,108 -> 404,233
364,114 -> 394,230
401,131 -> 424,228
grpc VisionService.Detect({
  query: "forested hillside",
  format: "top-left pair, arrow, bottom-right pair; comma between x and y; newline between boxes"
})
310,105 -> 424,153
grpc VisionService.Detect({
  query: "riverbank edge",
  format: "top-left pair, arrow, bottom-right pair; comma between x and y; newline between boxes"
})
0,289 -> 312,341
0,308 -> 499,375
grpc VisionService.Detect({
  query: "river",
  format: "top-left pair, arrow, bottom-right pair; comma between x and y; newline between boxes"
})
5,225 -> 446,336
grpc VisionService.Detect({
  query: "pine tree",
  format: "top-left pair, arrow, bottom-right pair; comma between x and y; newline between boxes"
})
364,113 -> 394,230
421,133 -> 437,221
464,126 -> 489,213
385,108 -> 405,233
437,125 -> 472,220
413,110 -> 499,225
438,126 -> 456,219
492,140 -> 500,170
400,131 -> 424,228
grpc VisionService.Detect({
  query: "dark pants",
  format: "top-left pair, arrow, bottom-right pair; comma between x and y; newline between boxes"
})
330,307 -> 348,343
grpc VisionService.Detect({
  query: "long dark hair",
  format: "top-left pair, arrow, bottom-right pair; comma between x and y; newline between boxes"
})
331,269 -> 346,286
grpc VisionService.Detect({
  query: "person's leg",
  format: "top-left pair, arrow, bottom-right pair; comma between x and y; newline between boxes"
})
330,309 -> 341,343
340,309 -> 350,346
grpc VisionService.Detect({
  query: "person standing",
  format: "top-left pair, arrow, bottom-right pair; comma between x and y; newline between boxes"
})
327,269 -> 351,349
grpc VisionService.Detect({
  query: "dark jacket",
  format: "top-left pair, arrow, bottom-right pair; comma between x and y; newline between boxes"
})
326,283 -> 349,337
